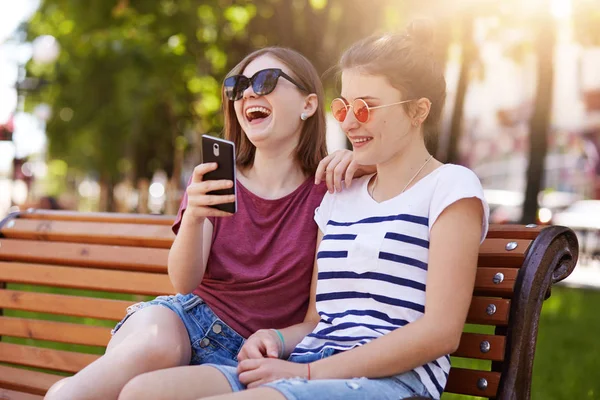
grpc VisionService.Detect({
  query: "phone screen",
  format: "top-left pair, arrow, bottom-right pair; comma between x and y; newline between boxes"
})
201,135 -> 237,213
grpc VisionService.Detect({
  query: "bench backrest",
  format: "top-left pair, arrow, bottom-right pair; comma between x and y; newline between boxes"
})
0,210 -> 578,399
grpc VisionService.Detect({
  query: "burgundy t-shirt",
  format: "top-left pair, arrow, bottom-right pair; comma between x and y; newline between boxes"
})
172,177 -> 326,338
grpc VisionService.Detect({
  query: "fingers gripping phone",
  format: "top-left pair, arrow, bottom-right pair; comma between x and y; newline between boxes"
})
201,135 -> 237,213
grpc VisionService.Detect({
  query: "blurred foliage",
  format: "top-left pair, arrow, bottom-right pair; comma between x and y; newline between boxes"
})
26,0 -> 241,190
39,158 -> 69,196
23,0 -> 600,215
24,0 -> 440,205
573,0 -> 600,46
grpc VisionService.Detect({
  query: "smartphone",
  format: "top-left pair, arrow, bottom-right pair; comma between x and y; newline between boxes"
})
201,135 -> 237,213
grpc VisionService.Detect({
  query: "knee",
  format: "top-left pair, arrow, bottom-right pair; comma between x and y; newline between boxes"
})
44,377 -> 72,400
118,373 -> 155,400
121,335 -> 190,369
108,305 -> 191,368
143,336 -> 189,367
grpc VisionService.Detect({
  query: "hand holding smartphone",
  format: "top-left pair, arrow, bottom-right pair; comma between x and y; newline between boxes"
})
199,135 -> 237,214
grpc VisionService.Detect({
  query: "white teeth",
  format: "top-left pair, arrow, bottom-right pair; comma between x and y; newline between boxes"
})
352,137 -> 372,143
245,107 -> 272,117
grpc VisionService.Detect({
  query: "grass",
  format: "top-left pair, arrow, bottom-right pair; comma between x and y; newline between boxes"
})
1,285 -> 599,399
530,286 -> 600,400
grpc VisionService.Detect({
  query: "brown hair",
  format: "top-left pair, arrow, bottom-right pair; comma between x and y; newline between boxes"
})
339,19 -> 446,143
222,47 -> 327,176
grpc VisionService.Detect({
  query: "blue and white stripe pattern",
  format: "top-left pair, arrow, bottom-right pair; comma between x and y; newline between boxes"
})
292,165 -> 489,399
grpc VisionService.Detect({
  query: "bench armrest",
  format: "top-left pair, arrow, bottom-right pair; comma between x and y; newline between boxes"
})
496,225 -> 578,400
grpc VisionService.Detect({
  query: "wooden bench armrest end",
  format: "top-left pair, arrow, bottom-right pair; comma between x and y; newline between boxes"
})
496,225 -> 578,400
0,211 -> 23,234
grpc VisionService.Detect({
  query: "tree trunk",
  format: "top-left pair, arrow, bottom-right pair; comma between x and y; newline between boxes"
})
445,12 -> 475,164
521,15 -> 556,224
99,173 -> 116,212
429,16 -> 452,158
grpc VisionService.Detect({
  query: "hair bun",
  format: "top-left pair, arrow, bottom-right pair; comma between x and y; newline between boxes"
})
406,18 -> 435,48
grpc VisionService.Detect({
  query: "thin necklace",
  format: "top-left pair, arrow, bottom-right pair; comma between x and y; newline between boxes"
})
370,155 -> 434,199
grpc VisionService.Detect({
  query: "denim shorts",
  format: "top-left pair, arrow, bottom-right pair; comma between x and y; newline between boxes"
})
111,293 -> 244,367
206,348 -> 432,399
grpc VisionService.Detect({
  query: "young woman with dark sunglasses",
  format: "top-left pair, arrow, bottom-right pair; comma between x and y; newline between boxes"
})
147,20 -> 489,400
44,47 -> 363,400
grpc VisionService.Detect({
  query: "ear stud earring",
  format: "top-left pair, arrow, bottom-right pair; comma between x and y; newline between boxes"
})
301,113 -> 308,121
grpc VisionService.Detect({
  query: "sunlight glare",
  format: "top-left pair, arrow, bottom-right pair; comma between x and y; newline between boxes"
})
551,0 -> 572,19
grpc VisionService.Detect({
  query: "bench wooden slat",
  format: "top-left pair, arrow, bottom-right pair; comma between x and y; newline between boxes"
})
477,239 -> 531,268
0,278 -> 514,321
13,216 -> 541,234
18,210 -> 174,225
466,297 -> 510,325
0,290 -> 133,321
453,333 -> 506,361
0,388 -> 45,399
446,367 -> 500,398
0,263 -> 174,296
474,267 -> 518,297
0,343 -> 98,373
0,365 -> 62,396
0,316 -> 111,347
486,224 -> 544,240
0,219 -> 174,249
0,239 -> 168,273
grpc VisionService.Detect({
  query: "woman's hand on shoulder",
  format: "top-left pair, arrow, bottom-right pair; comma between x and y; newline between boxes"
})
315,149 -> 376,193
237,329 -> 282,362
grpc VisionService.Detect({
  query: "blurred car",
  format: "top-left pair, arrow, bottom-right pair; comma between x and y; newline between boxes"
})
552,200 -> 600,259
485,189 -> 581,225
485,189 -> 523,224
551,200 -> 600,229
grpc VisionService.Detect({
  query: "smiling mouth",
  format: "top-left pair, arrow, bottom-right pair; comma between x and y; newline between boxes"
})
351,137 -> 373,144
245,106 -> 272,123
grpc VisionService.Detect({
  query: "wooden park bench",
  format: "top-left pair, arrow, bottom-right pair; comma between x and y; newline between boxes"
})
0,209 -> 578,399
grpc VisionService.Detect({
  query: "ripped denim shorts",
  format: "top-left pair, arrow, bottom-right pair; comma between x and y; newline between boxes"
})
112,293 -> 244,367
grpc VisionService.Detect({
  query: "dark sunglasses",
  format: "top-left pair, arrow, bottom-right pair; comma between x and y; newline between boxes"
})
224,68 -> 308,101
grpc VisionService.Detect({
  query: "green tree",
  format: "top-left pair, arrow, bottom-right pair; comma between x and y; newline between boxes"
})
24,0 -> 443,211
24,0 -> 393,210
26,0 -> 264,210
